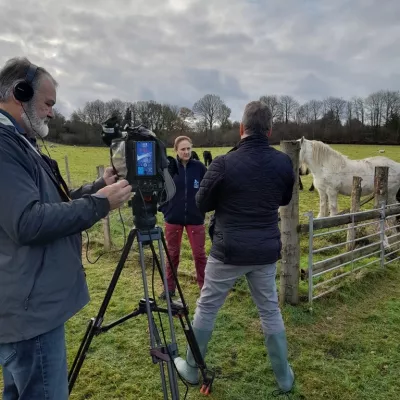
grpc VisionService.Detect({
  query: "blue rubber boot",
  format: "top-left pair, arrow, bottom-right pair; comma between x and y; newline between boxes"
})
174,327 -> 213,385
265,331 -> 295,393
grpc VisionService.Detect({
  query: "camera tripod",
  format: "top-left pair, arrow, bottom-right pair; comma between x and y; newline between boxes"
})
68,211 -> 215,398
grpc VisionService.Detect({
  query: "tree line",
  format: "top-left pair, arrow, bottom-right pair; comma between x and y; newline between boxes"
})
48,89 -> 400,148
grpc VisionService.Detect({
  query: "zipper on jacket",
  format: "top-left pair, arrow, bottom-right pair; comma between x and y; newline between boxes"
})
184,165 -> 187,225
24,297 -> 30,310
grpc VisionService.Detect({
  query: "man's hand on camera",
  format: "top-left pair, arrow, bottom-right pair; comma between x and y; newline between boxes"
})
103,166 -> 118,185
96,179 -> 132,210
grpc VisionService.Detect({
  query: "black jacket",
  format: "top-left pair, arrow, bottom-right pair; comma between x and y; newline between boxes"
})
159,158 -> 207,225
196,134 -> 295,265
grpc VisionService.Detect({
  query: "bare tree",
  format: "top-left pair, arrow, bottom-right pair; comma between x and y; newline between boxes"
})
135,101 -> 156,129
176,107 -> 195,133
296,103 -> 312,124
83,100 -> 108,125
105,98 -> 128,121
351,96 -> 365,125
279,95 -> 299,124
346,101 -> 353,125
307,100 -> 323,122
365,91 -> 385,127
382,90 -> 400,125
161,104 -> 180,132
192,94 -> 225,132
218,104 -> 231,129
260,95 -> 280,122
323,97 -> 347,123
71,108 -> 86,123
179,107 -> 194,120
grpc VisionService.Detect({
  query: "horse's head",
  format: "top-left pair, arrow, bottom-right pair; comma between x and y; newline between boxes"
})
298,136 -> 310,175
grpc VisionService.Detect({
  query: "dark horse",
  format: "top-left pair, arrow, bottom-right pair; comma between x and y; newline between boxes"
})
191,150 -> 200,161
203,150 -> 213,167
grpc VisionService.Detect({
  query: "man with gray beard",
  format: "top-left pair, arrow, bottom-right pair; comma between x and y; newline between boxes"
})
0,57 -> 132,399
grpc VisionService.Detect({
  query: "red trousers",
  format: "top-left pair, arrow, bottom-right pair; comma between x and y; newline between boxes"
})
164,223 -> 206,291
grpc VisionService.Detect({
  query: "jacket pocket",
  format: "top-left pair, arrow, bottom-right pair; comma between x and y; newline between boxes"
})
24,282 -> 36,311
0,343 -> 17,366
24,247 -> 47,310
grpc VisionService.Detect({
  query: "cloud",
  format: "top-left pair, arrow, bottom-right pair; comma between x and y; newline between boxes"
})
0,0 -> 398,121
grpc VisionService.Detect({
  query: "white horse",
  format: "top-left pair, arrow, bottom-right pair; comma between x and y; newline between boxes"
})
298,137 -> 400,218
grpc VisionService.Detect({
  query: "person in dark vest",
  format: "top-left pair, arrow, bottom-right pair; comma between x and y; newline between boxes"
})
173,101 -> 296,396
158,136 -> 208,299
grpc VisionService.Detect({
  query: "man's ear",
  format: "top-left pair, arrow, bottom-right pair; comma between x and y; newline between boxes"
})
239,123 -> 244,137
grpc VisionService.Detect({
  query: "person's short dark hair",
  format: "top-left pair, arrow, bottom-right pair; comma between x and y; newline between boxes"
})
242,101 -> 272,135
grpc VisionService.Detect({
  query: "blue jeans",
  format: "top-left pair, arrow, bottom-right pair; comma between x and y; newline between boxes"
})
0,324 -> 68,400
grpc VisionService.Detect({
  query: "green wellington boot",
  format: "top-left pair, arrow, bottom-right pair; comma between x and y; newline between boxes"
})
174,327 -> 213,385
265,331 -> 295,393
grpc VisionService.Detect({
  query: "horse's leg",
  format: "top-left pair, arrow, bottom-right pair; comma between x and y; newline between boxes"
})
309,181 -> 315,192
317,188 -> 328,218
327,189 -> 338,216
299,176 -> 303,190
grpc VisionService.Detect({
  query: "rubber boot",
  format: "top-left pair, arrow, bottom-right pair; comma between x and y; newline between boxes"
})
174,327 -> 213,385
265,331 -> 295,393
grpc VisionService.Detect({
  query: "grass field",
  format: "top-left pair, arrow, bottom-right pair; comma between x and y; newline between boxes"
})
2,142 -> 400,399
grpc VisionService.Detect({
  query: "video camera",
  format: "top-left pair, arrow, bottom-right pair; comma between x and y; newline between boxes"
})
101,116 -> 176,231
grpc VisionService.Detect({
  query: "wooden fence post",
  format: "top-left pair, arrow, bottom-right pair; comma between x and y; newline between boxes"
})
346,176 -> 362,251
374,166 -> 389,208
97,165 -> 112,251
279,140 -> 300,306
64,155 -> 71,187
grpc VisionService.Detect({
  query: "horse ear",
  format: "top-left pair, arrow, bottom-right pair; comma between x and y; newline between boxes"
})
301,136 -> 304,144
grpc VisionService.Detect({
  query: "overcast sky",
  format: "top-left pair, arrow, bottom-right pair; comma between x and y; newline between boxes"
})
0,0 -> 399,121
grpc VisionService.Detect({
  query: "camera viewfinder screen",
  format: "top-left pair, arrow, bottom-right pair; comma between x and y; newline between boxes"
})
136,141 -> 156,176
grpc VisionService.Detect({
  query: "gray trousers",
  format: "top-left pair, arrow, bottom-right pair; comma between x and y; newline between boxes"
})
192,255 -> 285,335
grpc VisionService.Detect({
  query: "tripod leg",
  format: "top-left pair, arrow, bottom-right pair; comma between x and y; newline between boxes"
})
150,314 -> 170,400
68,229 -> 137,393
68,317 -> 92,382
138,236 -> 180,400
156,237 -> 178,346
159,230 -> 215,393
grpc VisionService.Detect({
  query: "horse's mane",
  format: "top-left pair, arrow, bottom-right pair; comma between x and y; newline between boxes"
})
310,140 -> 349,169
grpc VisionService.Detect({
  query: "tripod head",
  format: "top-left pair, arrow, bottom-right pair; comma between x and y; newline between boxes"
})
129,192 -> 158,232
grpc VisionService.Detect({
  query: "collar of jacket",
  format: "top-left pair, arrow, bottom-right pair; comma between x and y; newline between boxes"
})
176,156 -> 194,166
238,134 -> 269,147
0,108 -> 38,148
227,133 -> 269,153
0,108 -> 26,134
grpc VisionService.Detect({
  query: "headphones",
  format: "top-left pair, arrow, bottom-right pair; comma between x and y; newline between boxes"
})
13,63 -> 38,103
